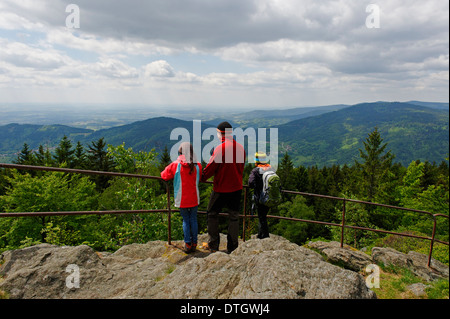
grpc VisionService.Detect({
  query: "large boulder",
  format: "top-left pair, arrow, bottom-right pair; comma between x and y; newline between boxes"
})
0,235 -> 376,299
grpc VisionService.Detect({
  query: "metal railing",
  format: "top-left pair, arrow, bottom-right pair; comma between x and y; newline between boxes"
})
0,163 -> 448,268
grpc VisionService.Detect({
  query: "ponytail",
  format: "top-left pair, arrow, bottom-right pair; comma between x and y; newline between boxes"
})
178,142 -> 197,174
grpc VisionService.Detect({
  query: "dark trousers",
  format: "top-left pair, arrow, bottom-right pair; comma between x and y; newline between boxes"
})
256,203 -> 270,239
207,190 -> 242,252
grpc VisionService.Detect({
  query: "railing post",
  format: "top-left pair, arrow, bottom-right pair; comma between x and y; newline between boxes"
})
243,187 -> 247,242
427,216 -> 437,268
340,199 -> 346,248
166,183 -> 172,245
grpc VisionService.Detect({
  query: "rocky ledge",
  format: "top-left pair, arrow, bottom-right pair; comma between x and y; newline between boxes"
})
0,234 -> 377,299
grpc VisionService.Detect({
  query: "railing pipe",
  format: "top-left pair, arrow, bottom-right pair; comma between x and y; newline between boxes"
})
0,209 -> 170,218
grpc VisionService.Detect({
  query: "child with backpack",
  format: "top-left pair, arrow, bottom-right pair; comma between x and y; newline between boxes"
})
248,152 -> 281,239
161,142 -> 202,253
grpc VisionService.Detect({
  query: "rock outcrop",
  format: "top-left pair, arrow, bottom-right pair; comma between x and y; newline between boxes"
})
372,247 -> 449,281
307,241 -> 372,271
0,234 -> 376,299
307,241 -> 449,282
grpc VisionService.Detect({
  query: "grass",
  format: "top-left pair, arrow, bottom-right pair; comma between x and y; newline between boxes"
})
154,264 -> 176,282
368,264 -> 449,299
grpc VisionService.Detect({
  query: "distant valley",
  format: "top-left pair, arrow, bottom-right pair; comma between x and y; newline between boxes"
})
0,101 -> 448,167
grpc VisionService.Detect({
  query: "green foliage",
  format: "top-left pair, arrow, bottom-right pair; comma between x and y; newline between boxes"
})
0,170 -> 98,247
42,221 -> 81,246
107,143 -> 156,174
2,170 -> 97,213
271,196 -> 315,245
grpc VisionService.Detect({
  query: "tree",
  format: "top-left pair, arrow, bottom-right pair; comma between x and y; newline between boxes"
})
73,141 -> 87,169
397,161 -> 449,237
157,145 -> 173,195
355,127 -> 395,203
158,145 -> 172,172
35,144 -> 54,166
87,138 -> 115,190
13,143 -> 35,166
54,135 -> 75,167
293,165 -> 308,192
278,152 -> 296,192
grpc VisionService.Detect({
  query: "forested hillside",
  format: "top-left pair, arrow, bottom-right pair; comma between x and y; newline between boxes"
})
0,124 -> 92,162
277,102 -> 449,167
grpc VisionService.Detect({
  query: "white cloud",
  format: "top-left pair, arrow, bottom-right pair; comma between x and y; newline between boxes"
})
144,60 -> 175,78
0,40 -> 69,70
95,57 -> 139,79
0,0 -> 448,107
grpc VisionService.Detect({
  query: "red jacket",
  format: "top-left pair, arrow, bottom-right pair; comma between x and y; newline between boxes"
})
160,155 -> 202,208
201,137 -> 246,193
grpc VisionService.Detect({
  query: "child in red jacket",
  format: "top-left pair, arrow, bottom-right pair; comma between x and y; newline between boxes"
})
161,142 -> 202,253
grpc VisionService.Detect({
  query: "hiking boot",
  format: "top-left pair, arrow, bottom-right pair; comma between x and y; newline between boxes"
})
204,243 -> 217,253
184,242 -> 193,253
191,243 -> 197,252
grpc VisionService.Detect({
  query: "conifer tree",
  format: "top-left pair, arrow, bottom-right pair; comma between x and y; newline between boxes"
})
278,152 -> 296,191
35,144 -> 54,167
87,137 -> 114,190
355,127 -> 394,203
54,135 -> 75,167
73,141 -> 87,169
158,145 -> 172,172
13,143 -> 35,166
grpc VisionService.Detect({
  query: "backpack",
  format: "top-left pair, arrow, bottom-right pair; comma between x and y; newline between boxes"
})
258,168 -> 282,207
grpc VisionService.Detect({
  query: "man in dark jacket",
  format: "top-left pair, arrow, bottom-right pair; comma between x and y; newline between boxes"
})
201,121 -> 246,253
248,152 -> 272,239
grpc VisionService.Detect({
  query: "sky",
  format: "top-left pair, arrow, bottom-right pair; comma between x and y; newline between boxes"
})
0,0 -> 448,110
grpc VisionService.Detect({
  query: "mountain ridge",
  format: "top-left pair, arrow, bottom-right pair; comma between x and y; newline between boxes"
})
277,102 -> 448,166
0,101 -> 448,167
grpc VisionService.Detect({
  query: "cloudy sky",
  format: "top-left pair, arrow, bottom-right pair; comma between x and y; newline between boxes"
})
0,0 -> 448,109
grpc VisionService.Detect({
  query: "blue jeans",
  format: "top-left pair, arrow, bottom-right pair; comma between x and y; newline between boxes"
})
179,206 -> 198,244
